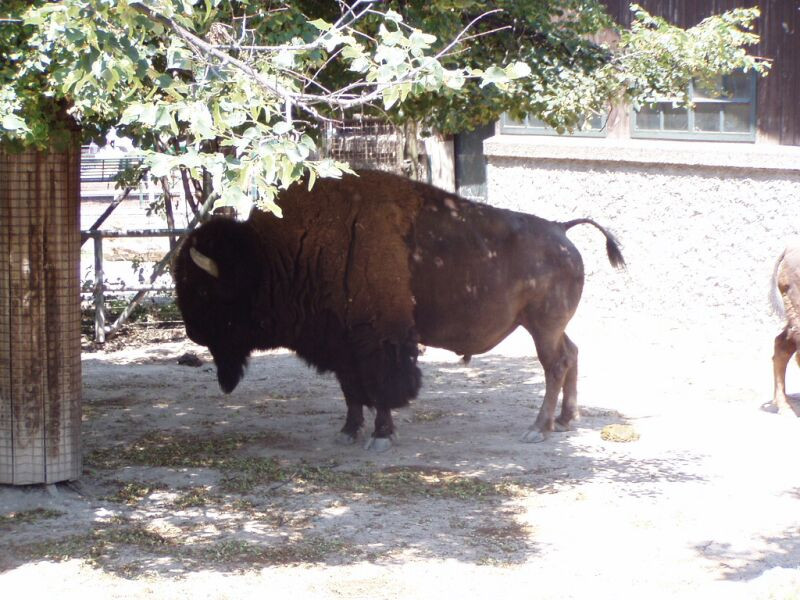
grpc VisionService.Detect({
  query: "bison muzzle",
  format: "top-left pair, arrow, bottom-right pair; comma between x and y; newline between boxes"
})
174,170 -> 625,450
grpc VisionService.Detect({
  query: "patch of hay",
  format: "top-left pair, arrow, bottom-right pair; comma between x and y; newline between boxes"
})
600,423 -> 640,443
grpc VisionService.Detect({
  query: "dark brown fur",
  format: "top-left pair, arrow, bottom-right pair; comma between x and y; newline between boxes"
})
173,170 -> 624,446
771,244 -> 800,413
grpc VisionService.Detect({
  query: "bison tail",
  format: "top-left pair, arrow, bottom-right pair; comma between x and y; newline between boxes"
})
561,218 -> 626,270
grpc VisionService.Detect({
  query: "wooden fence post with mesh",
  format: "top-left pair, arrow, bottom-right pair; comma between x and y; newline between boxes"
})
0,134 -> 82,485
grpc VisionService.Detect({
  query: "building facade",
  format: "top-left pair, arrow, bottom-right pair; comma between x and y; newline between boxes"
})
480,1 -> 800,401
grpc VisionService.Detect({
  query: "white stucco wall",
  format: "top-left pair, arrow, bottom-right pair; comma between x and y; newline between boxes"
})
484,135 -> 800,404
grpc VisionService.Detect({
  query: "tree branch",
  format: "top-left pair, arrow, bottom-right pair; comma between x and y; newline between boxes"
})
128,1 -> 501,116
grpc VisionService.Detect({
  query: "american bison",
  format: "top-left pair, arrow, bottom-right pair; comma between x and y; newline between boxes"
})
771,244 -> 800,415
174,170 -> 624,450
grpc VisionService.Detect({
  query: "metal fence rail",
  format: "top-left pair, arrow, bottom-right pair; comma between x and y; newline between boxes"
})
82,228 -> 189,343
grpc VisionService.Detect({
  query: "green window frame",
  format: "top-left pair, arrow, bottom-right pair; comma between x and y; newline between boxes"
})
632,71 -> 757,142
500,112 -> 608,137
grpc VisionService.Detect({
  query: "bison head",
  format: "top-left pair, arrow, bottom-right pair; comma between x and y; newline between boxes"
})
174,218 -> 264,393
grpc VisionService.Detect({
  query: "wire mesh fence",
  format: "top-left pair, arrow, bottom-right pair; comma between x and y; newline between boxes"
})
0,137 -> 82,485
322,117 -> 429,181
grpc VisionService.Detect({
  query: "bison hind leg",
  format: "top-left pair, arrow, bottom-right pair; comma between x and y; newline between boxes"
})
554,334 -> 579,429
521,323 -> 579,443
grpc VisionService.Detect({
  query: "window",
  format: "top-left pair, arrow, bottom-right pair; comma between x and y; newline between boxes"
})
500,112 -> 607,137
632,71 -> 757,142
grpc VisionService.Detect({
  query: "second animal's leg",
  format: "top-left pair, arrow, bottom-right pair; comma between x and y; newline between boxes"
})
555,334 -> 579,431
773,326 -> 796,415
522,327 -> 574,443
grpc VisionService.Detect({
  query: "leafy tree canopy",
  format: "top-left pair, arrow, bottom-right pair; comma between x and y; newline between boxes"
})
0,0 -> 769,216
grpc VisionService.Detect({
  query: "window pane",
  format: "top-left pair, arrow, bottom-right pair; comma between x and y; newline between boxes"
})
663,105 -> 688,131
584,113 -> 605,130
722,72 -> 752,99
635,107 -> 661,130
504,114 -> 526,127
525,116 -> 549,130
695,103 -> 722,132
694,72 -> 752,101
500,111 -> 608,136
723,104 -> 753,133
632,70 -> 755,140
693,76 -> 724,101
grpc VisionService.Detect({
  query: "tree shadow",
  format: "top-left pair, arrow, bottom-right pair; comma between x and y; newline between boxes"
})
695,524 -> 800,582
2,348 -> 708,579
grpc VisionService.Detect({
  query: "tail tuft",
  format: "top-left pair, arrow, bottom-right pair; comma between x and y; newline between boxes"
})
605,236 -> 626,270
562,218 -> 626,270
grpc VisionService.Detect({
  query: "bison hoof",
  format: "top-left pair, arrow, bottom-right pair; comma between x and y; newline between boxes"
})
521,429 -> 548,443
364,435 -> 394,452
335,431 -> 360,445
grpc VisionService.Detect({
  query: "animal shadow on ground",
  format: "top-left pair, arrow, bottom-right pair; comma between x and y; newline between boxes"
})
759,394 -> 800,417
0,350 -> 706,578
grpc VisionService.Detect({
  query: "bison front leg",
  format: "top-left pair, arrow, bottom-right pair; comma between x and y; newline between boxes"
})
335,374 -> 368,445
355,335 -> 421,452
364,406 -> 396,452
772,326 -> 797,415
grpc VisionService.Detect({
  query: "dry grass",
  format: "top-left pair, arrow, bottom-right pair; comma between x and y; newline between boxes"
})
103,481 -> 167,505
0,508 -> 64,527
86,431 -> 516,501
600,423 -> 640,443
19,518 -> 175,566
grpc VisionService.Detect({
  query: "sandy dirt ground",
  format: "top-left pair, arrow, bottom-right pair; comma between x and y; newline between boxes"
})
2,317 -> 800,599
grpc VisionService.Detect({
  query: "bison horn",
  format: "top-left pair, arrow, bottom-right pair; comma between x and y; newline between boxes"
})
190,247 -> 219,278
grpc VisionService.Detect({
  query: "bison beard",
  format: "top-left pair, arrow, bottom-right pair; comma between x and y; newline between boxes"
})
173,170 -> 624,450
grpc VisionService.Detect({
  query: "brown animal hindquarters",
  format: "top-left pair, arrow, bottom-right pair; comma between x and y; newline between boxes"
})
772,245 -> 800,414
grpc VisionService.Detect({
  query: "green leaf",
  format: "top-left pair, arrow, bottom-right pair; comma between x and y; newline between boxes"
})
385,9 -> 404,23
148,153 -> 175,178
167,41 -> 192,70
219,186 -> 253,218
382,85 -> 400,109
505,61 -> 532,80
119,103 -> 144,125
480,65 -> 509,88
190,103 -> 214,138
1,114 -> 28,132
275,50 -> 295,69
443,69 -> 465,90
349,57 -> 370,73
409,30 -> 436,51
272,121 -> 293,135
309,18 -> 332,31
155,105 -> 174,129
375,45 -> 407,67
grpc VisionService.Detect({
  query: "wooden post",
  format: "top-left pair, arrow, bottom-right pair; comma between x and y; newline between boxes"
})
93,234 -> 106,344
0,133 -> 82,484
